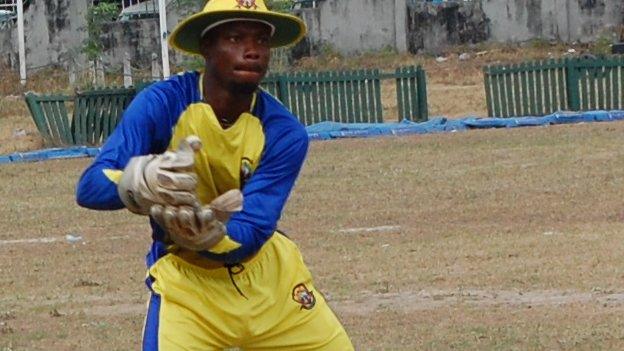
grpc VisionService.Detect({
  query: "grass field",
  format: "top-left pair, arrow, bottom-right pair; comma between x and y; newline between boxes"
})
2,120 -> 624,350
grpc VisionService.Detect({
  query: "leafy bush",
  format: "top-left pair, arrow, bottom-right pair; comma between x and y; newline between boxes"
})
83,2 -> 119,61
266,0 -> 292,12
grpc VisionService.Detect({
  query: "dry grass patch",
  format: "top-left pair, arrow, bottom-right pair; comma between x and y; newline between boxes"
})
3,110 -> 624,350
0,96 -> 42,154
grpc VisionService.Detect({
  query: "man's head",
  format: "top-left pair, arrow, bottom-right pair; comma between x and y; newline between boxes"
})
199,20 -> 272,94
169,0 -> 306,56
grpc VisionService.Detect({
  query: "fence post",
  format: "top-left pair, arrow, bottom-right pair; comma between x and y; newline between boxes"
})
278,74 -> 289,108
151,53 -> 161,81
565,58 -> 581,111
9,52 -> 16,69
68,63 -> 76,87
95,58 -> 105,86
89,60 -> 96,85
416,66 -> 428,121
483,66 -> 493,117
395,67 -> 404,120
123,52 -> 133,88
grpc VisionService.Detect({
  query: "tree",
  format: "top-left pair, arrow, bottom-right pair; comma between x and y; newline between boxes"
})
83,2 -> 119,61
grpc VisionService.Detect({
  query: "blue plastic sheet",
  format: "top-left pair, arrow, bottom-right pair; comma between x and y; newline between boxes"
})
306,110 -> 624,140
0,146 -> 100,165
2,110 -> 624,164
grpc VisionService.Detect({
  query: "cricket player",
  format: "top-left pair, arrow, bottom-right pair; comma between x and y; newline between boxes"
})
75,0 -> 353,349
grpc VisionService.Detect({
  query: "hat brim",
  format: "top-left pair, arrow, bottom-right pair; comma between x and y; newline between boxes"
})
169,10 -> 307,56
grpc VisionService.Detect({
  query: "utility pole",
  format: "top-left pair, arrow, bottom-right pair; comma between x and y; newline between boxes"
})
158,0 -> 170,79
17,0 -> 26,85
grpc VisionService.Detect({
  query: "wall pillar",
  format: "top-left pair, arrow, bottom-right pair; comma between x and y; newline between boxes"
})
394,0 -> 408,53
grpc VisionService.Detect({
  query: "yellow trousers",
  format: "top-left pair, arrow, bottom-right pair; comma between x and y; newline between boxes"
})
142,233 -> 353,350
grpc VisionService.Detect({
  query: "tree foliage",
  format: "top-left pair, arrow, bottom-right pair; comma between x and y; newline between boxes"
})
266,0 -> 292,12
83,2 -> 119,61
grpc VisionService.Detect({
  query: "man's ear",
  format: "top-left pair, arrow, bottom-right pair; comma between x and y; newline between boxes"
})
199,32 -> 217,59
199,39 -> 210,59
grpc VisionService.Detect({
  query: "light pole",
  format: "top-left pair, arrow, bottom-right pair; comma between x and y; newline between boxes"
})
17,0 -> 26,85
158,0 -> 170,79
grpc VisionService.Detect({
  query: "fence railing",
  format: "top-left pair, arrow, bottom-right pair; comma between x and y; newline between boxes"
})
263,66 -> 428,125
484,57 -> 624,117
394,66 -> 428,123
25,66 -> 428,146
25,88 -> 137,147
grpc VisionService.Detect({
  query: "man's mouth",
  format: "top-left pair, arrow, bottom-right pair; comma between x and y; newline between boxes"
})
234,64 -> 263,74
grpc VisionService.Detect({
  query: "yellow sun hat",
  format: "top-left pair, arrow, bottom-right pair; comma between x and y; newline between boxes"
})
169,0 -> 307,56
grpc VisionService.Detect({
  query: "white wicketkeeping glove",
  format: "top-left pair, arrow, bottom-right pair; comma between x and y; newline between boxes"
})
118,136 -> 202,215
150,189 -> 243,251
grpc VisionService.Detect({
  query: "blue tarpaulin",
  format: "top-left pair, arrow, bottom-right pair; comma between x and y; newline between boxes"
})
3,110 -> 624,165
306,110 -> 624,140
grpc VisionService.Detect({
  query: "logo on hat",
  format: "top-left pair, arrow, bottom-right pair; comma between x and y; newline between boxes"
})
235,0 -> 258,9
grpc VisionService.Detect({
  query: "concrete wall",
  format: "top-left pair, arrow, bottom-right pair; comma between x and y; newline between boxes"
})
300,0 -> 485,55
0,0 -> 196,72
484,0 -> 624,43
100,6 -> 192,69
305,0 -> 623,55
0,0 -> 89,69
305,0 -> 407,54
406,1 -> 488,54
2,0 -> 623,71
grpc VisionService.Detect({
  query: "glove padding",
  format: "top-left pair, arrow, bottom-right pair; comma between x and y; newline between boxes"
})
118,136 -> 202,215
150,189 -> 243,251
151,205 -> 225,251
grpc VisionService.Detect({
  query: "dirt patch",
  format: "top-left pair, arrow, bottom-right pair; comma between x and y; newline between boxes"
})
336,289 -> 624,315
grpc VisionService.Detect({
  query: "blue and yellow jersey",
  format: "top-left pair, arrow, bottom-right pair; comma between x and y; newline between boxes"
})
76,71 -> 308,264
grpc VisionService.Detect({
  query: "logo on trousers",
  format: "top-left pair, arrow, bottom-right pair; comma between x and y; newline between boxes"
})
292,283 -> 316,310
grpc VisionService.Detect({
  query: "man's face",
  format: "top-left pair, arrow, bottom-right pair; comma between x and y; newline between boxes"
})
200,21 -> 271,94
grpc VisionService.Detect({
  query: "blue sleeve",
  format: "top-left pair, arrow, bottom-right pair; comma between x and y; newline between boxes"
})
75,89 -> 173,210
200,120 -> 309,264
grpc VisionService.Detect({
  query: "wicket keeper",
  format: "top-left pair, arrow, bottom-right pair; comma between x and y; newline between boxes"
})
76,0 -> 353,349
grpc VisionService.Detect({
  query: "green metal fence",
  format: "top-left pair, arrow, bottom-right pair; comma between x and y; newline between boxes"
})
24,93 -> 74,146
394,66 -> 428,122
72,89 -> 136,145
25,87 -> 136,147
263,69 -> 384,125
25,66 -> 428,146
263,66 -> 428,124
484,57 -> 624,117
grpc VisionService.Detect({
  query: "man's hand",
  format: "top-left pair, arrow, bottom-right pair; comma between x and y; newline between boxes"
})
150,189 -> 243,251
118,136 -> 202,215
151,205 -> 226,251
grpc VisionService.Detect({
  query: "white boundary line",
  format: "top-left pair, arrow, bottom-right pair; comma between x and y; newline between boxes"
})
0,237 -> 60,245
0,235 -> 131,246
336,225 -> 401,234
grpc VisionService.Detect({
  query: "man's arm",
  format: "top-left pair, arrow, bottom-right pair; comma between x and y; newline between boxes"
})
76,89 -> 167,210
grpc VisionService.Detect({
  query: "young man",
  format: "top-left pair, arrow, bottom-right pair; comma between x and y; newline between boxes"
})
75,0 -> 353,349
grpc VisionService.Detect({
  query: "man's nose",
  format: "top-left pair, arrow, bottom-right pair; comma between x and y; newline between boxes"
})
243,39 -> 262,60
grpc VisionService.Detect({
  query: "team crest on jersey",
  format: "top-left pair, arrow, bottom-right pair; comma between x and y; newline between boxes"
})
235,0 -> 257,9
292,283 -> 316,310
240,157 -> 253,188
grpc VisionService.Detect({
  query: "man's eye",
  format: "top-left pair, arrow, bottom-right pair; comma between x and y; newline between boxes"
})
258,37 -> 269,44
229,36 -> 239,43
